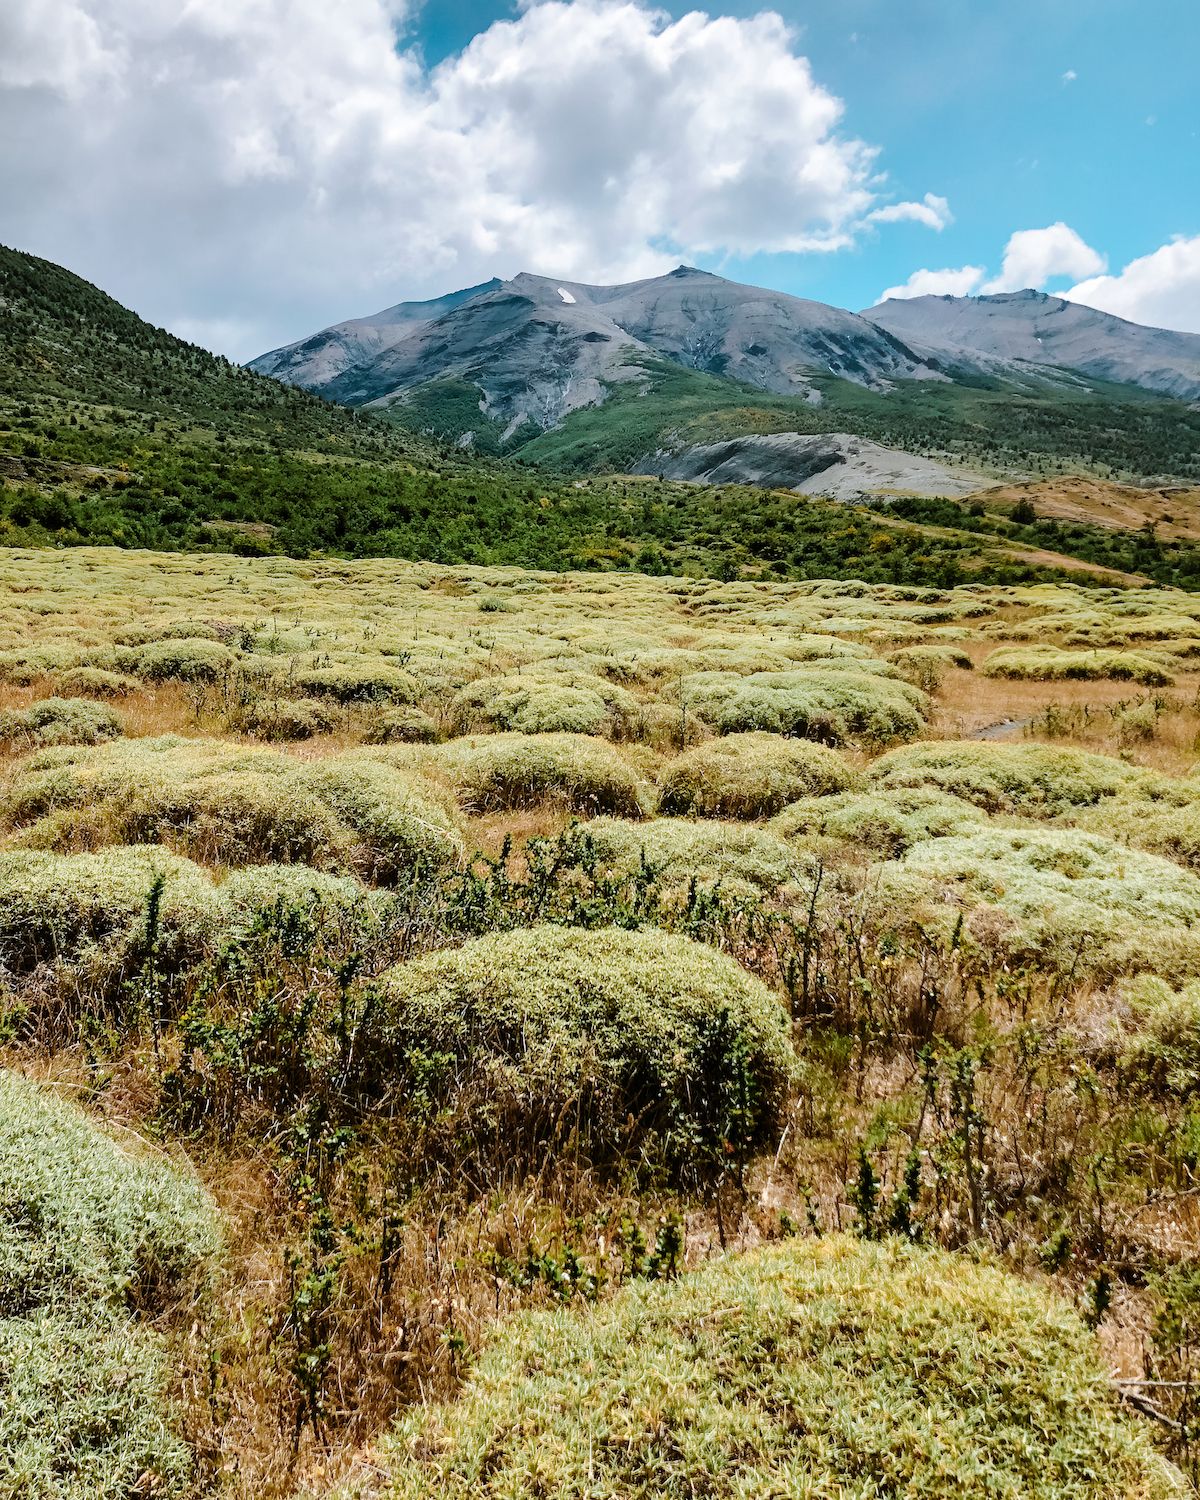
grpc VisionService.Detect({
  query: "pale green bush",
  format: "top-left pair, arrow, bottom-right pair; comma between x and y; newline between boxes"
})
1113,976 -> 1200,1097
233,696 -> 342,741
307,758 -> 465,882
96,636 -> 235,683
870,740 -> 1147,818
657,733 -> 856,819
0,1069 -> 219,1499
376,926 -> 796,1167
888,644 -> 972,692
3,738 -> 463,879
221,864 -> 374,934
684,667 -> 925,745
0,1067 -> 219,1310
882,828 -> 1200,972
363,706 -> 440,744
0,1311 -> 194,1500
293,662 -> 420,703
0,696 -> 124,748
570,817 -> 806,893
431,733 -> 649,816
55,666 -> 142,699
448,673 -> 640,739
981,647 -> 1174,685
770,788 -> 985,859
377,1235 -> 1180,1500
0,845 -> 224,978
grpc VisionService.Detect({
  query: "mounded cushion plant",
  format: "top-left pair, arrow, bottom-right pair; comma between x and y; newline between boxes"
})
0,845 -> 225,978
375,1235 -> 1181,1500
292,662 -> 420,704
0,695 -> 124,748
569,817 -> 807,894
449,673 -> 640,739
770,787 -> 985,859
2,737 -> 464,879
375,926 -> 796,1169
980,646 -> 1174,686
683,665 -> 926,746
882,827 -> 1200,974
428,733 -> 650,816
0,1068 -> 220,1498
657,732 -> 857,819
869,740 -> 1148,818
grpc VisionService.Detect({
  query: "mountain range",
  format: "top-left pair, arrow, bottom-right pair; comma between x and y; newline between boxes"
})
4,240 -> 1200,588
252,267 -> 1200,426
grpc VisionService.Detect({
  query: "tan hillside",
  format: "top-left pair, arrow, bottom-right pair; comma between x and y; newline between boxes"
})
968,474 -> 1200,540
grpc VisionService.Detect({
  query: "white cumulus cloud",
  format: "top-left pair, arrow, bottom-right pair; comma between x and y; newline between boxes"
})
980,222 -> 1106,293
866,193 -> 952,231
0,0 -> 941,360
877,265 -> 985,302
1066,235 -> 1200,335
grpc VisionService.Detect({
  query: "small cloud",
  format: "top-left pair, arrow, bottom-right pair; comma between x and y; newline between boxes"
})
866,192 -> 952,232
876,265 -> 986,302
1061,68 -> 1077,83
981,222 -> 1105,293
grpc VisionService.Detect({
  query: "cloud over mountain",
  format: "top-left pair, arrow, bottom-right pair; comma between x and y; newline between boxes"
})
0,0 -> 943,360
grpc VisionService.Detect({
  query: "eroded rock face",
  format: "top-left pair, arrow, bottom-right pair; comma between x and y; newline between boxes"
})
633,430 -> 986,499
863,288 -> 1200,402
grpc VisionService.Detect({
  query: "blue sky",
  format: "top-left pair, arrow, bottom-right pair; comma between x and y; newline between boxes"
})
2,0 -> 1197,356
416,0 -> 1199,313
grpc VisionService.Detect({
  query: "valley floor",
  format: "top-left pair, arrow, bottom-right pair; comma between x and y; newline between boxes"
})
4,545 -> 1200,1496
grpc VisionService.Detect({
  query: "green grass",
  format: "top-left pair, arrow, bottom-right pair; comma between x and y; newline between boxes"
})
375,1235 -> 1182,1499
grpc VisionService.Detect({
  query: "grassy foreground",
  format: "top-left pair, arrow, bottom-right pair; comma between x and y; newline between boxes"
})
370,1236 -> 1181,1500
3,546 -> 1200,1495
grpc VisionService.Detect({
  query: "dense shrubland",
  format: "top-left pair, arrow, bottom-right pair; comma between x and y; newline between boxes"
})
5,550 -> 1200,1496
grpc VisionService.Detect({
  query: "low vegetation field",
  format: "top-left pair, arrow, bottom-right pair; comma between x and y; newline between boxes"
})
6,544 -> 1200,1496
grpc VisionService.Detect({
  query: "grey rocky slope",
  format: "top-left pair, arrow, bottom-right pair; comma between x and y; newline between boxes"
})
249,279 -> 501,389
252,267 -> 944,432
864,289 -> 1200,401
634,431 -> 987,499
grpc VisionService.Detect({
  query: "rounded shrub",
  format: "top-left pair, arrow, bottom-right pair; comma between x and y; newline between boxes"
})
221,864 -> 375,936
306,757 -> 466,881
432,733 -> 649,816
380,1235 -> 1180,1500
870,740 -> 1147,818
376,926 -> 796,1168
571,817 -> 807,894
233,696 -> 342,741
2,738 -> 464,880
658,733 -> 857,819
96,636 -> 235,683
883,827 -> 1200,973
449,673 -> 641,740
54,666 -> 142,699
363,705 -> 440,744
770,787 -> 985,859
684,666 -> 926,746
981,647 -> 1174,686
0,1069 -> 219,1499
293,662 -> 420,704
0,696 -> 124,748
0,845 -> 225,979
